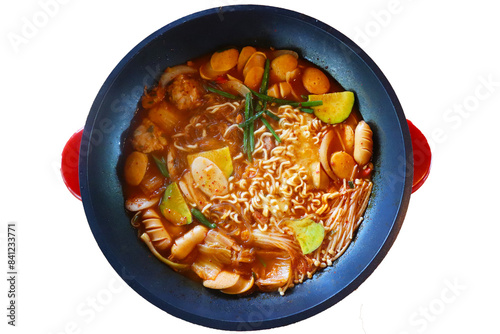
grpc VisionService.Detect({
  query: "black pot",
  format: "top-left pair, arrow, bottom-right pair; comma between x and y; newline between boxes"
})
61,5 -> 430,331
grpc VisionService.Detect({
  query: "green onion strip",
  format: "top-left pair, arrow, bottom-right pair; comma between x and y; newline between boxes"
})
191,208 -> 217,229
249,96 -> 255,154
260,59 -> 271,94
238,109 -> 266,128
249,88 -> 323,108
234,59 -> 322,161
265,110 -> 280,121
261,118 -> 281,143
206,85 -> 240,100
152,155 -> 170,178
244,92 -> 253,161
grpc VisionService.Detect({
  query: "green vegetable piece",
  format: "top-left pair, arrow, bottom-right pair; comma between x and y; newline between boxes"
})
238,109 -> 280,129
285,218 -> 325,254
308,91 -> 355,124
299,108 -> 314,114
249,98 -> 255,152
206,85 -> 240,100
244,92 -> 253,162
248,88 -> 323,107
260,59 -> 271,94
238,109 -> 265,128
159,182 -> 192,225
265,110 -> 280,121
152,155 -> 170,178
191,208 -> 217,229
261,118 -> 281,143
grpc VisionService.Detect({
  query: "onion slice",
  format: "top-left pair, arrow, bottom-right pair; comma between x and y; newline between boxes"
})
220,80 -> 250,97
160,65 -> 197,87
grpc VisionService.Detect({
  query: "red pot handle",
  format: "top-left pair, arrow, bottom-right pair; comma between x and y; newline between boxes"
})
407,120 -> 431,193
61,121 -> 431,199
61,129 -> 83,200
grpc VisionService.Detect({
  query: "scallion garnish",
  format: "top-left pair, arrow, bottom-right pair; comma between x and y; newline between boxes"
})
290,100 -> 324,107
299,108 -> 314,114
249,95 -> 255,152
261,118 -> 281,143
152,155 -> 169,178
191,208 -> 217,229
265,110 -> 280,121
238,109 -> 266,128
244,92 -> 253,161
248,88 -> 323,107
206,85 -> 240,100
260,59 -> 270,94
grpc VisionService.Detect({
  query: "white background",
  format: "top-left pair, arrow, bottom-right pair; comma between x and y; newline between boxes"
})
1,0 -> 499,333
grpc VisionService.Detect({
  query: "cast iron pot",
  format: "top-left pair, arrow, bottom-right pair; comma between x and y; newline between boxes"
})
62,5 -> 431,331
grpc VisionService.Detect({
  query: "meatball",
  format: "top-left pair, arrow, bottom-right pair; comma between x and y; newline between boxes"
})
131,118 -> 167,153
167,74 -> 204,110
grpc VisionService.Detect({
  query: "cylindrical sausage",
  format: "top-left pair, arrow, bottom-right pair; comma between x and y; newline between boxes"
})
353,121 -> 373,166
171,225 -> 208,260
